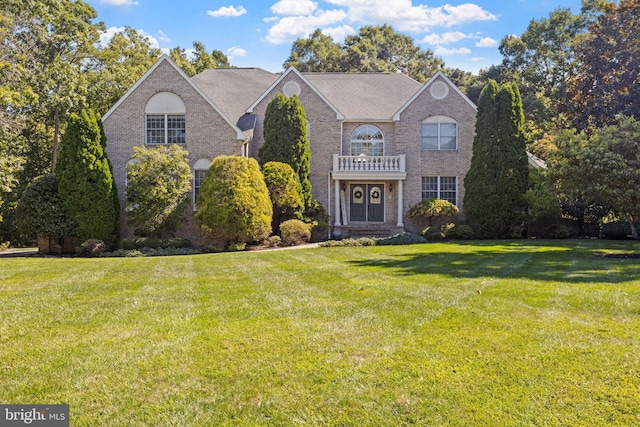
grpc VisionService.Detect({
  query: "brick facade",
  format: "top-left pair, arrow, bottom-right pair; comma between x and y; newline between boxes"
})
103,55 -> 477,244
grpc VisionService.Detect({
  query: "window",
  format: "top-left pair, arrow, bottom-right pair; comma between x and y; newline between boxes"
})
193,159 -> 211,209
145,92 -> 186,144
422,176 -> 457,205
421,116 -> 457,150
146,114 -> 185,144
350,124 -> 384,156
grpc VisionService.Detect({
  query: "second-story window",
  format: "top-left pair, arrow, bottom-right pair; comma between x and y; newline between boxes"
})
421,115 -> 457,150
350,124 -> 384,156
145,92 -> 186,144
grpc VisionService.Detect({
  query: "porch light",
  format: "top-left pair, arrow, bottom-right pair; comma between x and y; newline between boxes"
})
389,182 -> 393,193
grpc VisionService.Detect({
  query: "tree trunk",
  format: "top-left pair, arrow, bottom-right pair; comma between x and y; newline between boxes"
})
629,217 -> 639,240
52,107 -> 60,172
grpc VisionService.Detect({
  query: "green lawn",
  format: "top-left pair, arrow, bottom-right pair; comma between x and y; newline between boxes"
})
1,240 -> 639,426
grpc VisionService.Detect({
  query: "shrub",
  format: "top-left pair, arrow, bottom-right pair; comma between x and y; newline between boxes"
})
406,199 -> 459,226
227,242 -> 247,252
280,219 -> 312,246
121,237 -> 193,250
262,161 -> 303,234
304,199 -> 330,242
101,247 -> 201,257
15,174 -> 76,241
266,235 -> 281,248
125,144 -> 192,236
78,239 -> 107,257
196,156 -> 272,247
601,221 -> 640,240
546,223 -> 571,239
443,223 -> 475,240
376,232 -> 427,246
421,226 -> 444,241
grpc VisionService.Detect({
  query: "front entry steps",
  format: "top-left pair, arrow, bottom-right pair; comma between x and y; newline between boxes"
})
333,223 -> 404,239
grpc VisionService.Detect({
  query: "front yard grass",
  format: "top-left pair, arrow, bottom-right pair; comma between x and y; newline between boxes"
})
1,239 -> 639,426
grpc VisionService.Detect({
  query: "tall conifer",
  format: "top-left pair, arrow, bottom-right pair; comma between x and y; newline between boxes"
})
56,109 -> 119,247
463,81 -> 529,238
259,93 -> 312,205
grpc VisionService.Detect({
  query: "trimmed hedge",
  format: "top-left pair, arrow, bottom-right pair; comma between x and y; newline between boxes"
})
121,237 -> 193,250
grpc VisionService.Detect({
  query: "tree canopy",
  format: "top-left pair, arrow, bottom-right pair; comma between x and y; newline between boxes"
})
563,0 -> 640,132
283,25 -> 444,83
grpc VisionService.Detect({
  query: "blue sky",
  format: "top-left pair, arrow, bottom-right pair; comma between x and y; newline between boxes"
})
87,0 -> 584,74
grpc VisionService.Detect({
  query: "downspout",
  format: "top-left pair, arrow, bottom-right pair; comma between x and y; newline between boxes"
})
327,172 -> 332,240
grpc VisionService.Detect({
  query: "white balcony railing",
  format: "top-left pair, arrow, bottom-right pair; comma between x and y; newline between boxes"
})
333,154 -> 406,173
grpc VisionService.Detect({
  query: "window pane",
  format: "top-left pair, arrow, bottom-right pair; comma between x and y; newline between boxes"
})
167,115 -> 186,144
421,176 -> 438,200
194,169 -> 207,206
440,176 -> 457,205
146,115 -> 165,144
421,124 -> 438,149
351,142 -> 363,156
351,125 -> 384,156
440,124 -> 457,149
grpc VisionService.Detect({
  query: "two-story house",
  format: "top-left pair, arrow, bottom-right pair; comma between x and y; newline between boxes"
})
103,54 -> 477,243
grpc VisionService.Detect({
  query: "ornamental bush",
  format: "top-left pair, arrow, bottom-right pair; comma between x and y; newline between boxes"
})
262,161 -> 303,234
407,198 -> 459,226
196,156 -> 272,248
279,219 -> 311,246
15,174 -> 75,240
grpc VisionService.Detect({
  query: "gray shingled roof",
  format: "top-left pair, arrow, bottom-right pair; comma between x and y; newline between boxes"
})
192,68 -> 277,126
303,72 -> 422,120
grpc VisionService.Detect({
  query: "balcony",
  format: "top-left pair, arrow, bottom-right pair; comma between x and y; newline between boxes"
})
332,154 -> 407,180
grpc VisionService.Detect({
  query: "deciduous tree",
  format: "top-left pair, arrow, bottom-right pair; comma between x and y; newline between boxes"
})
125,144 -> 192,237
564,0 -> 640,131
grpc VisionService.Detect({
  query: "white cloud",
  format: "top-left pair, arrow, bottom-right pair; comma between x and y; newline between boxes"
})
470,57 -> 487,62
475,36 -> 497,47
100,0 -> 138,5
157,30 -> 170,43
421,31 -> 469,45
266,9 -> 348,44
435,46 -> 472,55
440,4 -> 497,27
271,0 -> 318,15
207,5 -> 247,18
323,25 -> 356,41
226,46 -> 247,59
322,0 -> 496,32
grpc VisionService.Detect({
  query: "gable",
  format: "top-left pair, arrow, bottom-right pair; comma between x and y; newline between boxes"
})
102,54 -> 246,140
393,71 -> 477,121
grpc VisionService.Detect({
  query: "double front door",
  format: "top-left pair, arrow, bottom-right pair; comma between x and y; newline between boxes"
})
350,184 -> 384,222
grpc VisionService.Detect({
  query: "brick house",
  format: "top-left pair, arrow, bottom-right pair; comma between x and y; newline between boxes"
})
103,54 -> 477,243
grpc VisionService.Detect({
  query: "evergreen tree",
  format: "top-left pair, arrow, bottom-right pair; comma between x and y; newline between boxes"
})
262,161 -> 304,234
463,81 -> 529,238
259,93 -> 312,205
56,110 -> 119,247
196,156 -> 272,248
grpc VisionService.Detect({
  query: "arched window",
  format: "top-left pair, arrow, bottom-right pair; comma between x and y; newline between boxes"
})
145,92 -> 186,144
350,124 -> 384,156
193,158 -> 211,209
421,115 -> 457,150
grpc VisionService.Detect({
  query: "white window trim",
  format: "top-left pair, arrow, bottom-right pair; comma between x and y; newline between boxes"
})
350,124 -> 385,156
193,159 -> 212,210
421,176 -> 458,206
421,115 -> 458,150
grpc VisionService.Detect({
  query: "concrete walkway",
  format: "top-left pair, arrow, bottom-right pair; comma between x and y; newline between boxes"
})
0,247 -> 38,257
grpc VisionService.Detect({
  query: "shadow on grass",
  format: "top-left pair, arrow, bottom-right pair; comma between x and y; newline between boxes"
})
347,240 -> 640,284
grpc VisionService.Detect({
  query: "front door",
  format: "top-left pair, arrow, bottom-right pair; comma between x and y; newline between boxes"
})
350,184 -> 384,222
